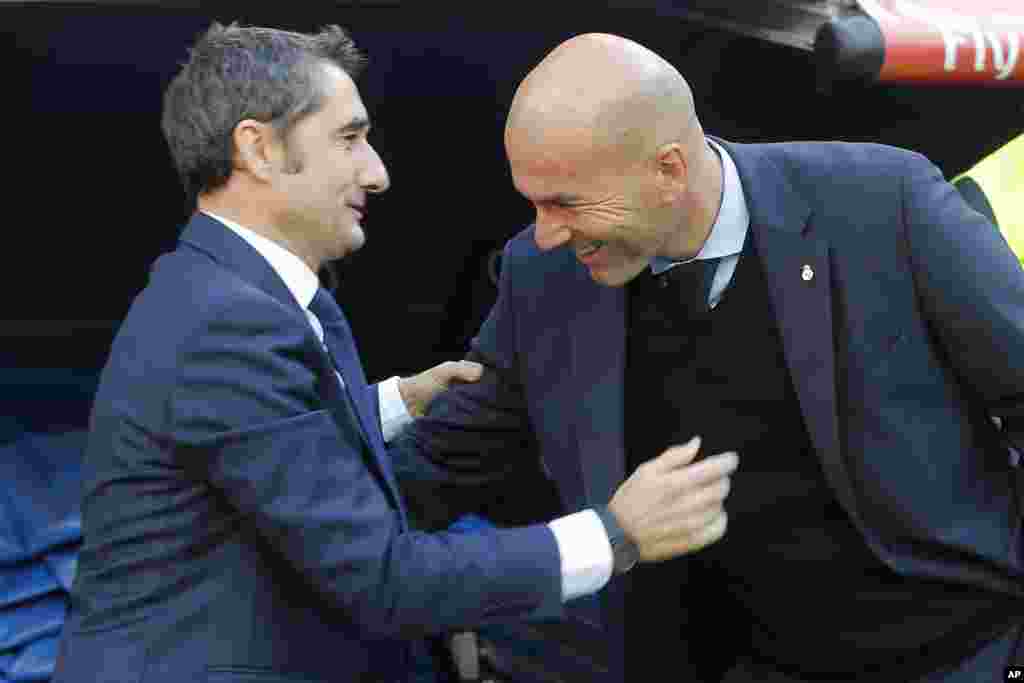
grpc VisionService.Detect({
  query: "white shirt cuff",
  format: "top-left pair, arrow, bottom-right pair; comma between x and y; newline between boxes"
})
547,509 -> 614,602
377,376 -> 413,443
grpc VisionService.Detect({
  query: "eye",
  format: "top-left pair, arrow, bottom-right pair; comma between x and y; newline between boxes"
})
338,129 -> 368,149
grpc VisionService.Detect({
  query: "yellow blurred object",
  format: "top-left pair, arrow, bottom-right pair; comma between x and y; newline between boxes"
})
954,133 -> 1024,261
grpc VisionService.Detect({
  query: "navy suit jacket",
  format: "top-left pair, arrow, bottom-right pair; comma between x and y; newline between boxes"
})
394,140 -> 1024,680
52,214 -> 563,683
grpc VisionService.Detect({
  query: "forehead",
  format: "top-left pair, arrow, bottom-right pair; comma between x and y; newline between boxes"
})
505,124 -> 623,198
311,63 -> 367,125
506,125 -> 600,191
506,124 -> 593,168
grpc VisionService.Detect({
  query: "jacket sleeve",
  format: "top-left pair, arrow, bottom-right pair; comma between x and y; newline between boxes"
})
389,238 -> 548,501
900,150 -> 1024,466
168,293 -> 563,639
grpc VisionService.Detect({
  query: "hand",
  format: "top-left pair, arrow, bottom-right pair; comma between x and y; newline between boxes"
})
608,437 -> 737,563
397,360 -> 484,417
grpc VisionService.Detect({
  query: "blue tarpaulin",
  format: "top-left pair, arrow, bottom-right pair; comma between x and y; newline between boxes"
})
0,430 -> 86,682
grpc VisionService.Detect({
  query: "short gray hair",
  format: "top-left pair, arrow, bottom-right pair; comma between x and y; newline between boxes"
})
161,22 -> 366,203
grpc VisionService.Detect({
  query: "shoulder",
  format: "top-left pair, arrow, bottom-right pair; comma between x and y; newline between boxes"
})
103,245 -> 316,401
143,246 -> 308,343
724,140 -> 941,218
502,225 -> 584,286
732,139 -> 929,179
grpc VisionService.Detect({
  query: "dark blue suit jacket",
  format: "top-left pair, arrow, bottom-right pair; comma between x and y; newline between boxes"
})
395,140 -> 1024,680
52,214 -> 563,683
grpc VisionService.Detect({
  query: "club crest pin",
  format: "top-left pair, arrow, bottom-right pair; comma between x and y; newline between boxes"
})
801,264 -> 814,282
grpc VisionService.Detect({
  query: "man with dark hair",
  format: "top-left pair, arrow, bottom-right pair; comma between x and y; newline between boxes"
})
52,23 -> 737,683
397,33 -> 1024,682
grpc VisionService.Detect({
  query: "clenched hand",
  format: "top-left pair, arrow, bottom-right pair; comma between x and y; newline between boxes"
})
608,437 -> 737,562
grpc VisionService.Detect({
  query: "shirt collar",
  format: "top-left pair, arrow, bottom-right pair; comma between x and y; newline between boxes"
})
650,138 -> 749,275
201,210 -> 320,310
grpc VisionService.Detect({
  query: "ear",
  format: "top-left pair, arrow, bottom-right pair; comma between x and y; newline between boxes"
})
654,142 -> 688,203
232,119 -> 282,182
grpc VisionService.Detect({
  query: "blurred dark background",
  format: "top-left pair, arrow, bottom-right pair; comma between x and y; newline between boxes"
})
4,1 -> 1023,400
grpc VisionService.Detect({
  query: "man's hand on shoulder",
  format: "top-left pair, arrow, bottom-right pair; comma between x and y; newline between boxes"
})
397,360 -> 484,417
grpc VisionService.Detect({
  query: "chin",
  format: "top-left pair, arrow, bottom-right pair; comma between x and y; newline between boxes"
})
589,269 -> 626,288
589,263 -> 645,288
335,224 -> 366,258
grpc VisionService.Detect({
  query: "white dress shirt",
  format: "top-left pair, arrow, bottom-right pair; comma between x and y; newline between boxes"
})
201,210 -> 611,601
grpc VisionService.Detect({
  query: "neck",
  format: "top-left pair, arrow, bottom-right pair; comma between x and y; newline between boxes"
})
664,142 -> 723,260
198,190 -> 322,272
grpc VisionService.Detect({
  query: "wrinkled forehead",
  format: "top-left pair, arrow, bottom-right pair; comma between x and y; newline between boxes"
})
506,133 -> 637,206
506,120 -> 639,189
506,122 -> 596,167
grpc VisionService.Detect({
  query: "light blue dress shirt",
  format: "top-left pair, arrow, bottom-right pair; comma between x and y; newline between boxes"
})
650,139 -> 751,309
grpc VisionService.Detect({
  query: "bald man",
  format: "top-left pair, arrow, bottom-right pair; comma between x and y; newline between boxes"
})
393,33 -> 1024,682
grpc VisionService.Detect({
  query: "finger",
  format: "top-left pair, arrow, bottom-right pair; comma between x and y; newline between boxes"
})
674,503 -> 726,536
657,452 -> 738,494
668,508 -> 729,552
644,510 -> 728,561
689,510 -> 728,549
672,477 -> 731,513
647,436 -> 701,473
656,463 -> 736,504
680,451 -> 739,486
442,360 -> 484,383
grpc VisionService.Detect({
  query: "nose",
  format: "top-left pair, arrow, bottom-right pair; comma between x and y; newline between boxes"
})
361,141 -> 390,194
533,209 -> 572,251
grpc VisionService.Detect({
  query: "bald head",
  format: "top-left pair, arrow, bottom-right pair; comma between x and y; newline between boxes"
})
507,33 -> 700,161
506,34 -> 723,279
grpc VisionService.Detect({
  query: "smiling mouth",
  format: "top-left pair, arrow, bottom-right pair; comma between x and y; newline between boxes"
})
348,204 -> 365,219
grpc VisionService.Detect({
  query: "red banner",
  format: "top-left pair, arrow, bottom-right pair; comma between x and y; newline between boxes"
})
858,0 -> 1024,84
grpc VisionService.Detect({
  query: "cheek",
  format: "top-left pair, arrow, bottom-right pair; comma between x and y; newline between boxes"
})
574,212 -> 624,241
585,203 -> 627,225
310,154 -> 354,191
335,164 -> 359,189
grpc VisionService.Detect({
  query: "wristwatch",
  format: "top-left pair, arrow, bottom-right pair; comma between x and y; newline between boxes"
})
594,504 -> 640,574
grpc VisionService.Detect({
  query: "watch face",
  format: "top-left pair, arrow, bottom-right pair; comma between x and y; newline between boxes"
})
612,537 -> 639,574
617,546 -> 638,573
597,505 -> 639,573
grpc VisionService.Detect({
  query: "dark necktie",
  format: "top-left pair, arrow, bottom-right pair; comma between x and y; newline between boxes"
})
309,289 -> 409,528
309,288 -> 364,386
654,257 -> 719,317
308,287 -> 377,443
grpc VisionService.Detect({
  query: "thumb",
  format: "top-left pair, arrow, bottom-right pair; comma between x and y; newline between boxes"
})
650,436 -> 701,472
446,360 -> 484,383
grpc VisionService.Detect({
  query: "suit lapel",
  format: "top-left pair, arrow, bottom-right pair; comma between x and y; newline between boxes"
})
320,315 -> 406,524
179,212 -> 300,311
569,274 -> 628,506
754,226 -> 863,518
724,142 -> 860,523
179,214 -> 407,522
